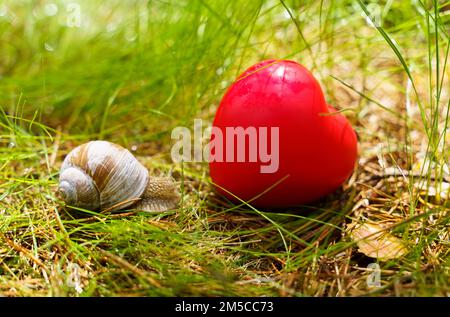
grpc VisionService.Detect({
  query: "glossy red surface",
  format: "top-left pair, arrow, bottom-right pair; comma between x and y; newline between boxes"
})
209,59 -> 357,207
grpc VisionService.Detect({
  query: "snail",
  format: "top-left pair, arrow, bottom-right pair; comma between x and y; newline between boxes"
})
58,140 -> 180,213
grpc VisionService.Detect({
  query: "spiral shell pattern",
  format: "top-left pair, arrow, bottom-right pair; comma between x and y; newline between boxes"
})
59,141 -> 149,211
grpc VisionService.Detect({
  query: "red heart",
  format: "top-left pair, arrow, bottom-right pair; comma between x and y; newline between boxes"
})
209,59 -> 358,207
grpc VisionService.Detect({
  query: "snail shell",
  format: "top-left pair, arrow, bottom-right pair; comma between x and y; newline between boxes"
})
59,140 -> 178,212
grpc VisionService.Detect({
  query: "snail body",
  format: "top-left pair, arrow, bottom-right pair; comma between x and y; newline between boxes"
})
59,141 -> 179,212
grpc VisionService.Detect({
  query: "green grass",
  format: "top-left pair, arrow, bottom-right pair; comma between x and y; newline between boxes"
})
0,0 -> 449,296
